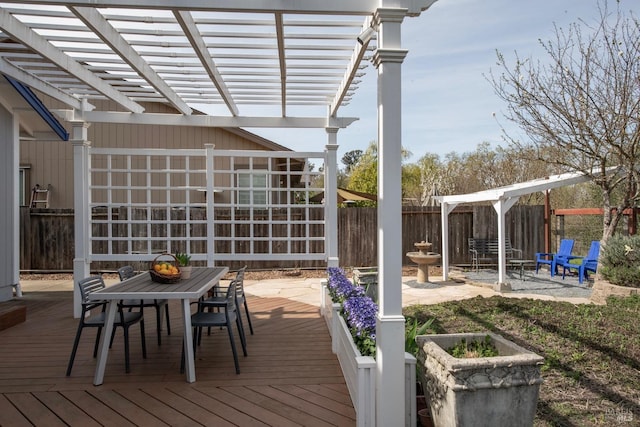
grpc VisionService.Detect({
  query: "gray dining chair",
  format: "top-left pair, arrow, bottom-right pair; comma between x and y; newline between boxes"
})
66,275 -> 147,376
118,265 -> 171,345
199,266 -> 253,336
182,281 -> 247,374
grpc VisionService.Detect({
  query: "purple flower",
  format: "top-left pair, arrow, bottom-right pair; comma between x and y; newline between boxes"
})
326,267 -> 378,357
326,267 -> 364,303
343,295 -> 378,337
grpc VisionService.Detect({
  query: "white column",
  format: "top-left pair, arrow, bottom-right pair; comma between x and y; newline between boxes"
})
72,122 -> 91,318
492,197 -> 518,289
440,201 -> 458,281
440,202 -> 450,281
0,104 -> 19,301
205,144 -> 215,267
325,132 -> 339,268
494,200 -> 508,286
373,8 -> 408,427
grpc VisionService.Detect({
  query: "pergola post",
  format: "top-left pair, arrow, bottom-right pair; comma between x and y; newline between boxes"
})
72,122 -> 91,318
440,201 -> 458,281
492,196 -> 518,288
373,7 -> 408,426
325,131 -> 339,268
205,143 -> 215,267
0,104 -> 19,302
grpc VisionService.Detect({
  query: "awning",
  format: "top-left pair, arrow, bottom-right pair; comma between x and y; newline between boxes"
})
310,187 -> 377,203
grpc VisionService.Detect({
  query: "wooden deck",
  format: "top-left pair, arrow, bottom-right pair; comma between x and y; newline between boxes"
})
0,290 -> 355,426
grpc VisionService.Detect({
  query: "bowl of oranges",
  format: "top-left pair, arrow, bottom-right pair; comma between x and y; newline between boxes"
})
149,253 -> 182,284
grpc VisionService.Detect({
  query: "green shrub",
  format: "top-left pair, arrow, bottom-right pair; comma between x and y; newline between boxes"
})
600,235 -> 640,288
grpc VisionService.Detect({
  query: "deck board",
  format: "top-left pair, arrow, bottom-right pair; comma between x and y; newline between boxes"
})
0,394 -> 33,427
0,290 -> 356,426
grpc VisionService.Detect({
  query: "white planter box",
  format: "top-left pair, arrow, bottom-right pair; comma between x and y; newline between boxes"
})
321,281 -> 341,352
335,313 -> 416,427
321,280 -> 416,427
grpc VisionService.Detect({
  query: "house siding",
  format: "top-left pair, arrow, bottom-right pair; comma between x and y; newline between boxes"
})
20,98 -> 285,208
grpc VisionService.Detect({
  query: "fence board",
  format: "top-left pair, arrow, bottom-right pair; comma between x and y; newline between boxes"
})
19,206 -> 545,271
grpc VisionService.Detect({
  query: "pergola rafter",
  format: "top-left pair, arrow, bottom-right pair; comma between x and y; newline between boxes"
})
0,2 -> 440,426
0,2 -> 379,117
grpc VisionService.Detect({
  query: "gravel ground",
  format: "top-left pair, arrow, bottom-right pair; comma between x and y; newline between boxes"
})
463,268 -> 594,299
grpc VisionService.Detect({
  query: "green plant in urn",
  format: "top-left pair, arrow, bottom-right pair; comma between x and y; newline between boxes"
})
175,252 -> 192,278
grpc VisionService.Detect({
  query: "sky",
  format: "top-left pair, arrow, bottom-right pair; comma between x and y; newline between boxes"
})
249,0 -> 640,164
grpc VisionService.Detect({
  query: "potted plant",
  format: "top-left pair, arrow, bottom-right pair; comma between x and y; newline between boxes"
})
416,332 -> 544,427
174,252 -> 192,279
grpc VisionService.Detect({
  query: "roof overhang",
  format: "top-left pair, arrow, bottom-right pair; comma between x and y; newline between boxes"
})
435,167 -> 621,206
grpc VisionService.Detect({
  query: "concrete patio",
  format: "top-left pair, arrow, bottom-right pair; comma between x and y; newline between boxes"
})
17,267 -> 594,309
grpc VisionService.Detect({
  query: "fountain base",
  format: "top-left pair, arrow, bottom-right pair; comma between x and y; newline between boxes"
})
406,252 -> 441,283
406,241 -> 441,284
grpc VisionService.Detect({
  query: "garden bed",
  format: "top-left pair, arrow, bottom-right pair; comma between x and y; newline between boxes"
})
404,295 -> 640,426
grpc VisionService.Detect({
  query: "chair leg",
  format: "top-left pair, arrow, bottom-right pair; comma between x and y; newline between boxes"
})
155,304 -> 162,345
179,338 -> 185,374
244,301 -> 254,335
66,324 -> 84,376
235,311 -> 247,356
123,326 -> 131,373
140,320 -> 147,358
226,321 -> 241,374
93,326 -> 103,358
164,303 -> 171,335
109,326 -> 117,349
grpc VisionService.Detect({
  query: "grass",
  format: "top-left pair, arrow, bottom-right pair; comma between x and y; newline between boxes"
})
403,295 -> 640,426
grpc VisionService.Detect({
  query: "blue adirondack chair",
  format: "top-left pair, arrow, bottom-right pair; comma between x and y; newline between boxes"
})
559,240 -> 600,284
535,239 -> 574,276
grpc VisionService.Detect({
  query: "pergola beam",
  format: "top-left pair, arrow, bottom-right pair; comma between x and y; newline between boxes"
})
0,59 -> 84,110
0,0 -> 380,14
330,17 -> 371,116
71,7 -> 192,115
0,9 -> 144,113
274,12 -> 286,117
64,109 -> 357,128
174,10 -> 239,116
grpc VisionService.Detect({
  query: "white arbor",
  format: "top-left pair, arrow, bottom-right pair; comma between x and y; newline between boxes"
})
0,1 -> 438,425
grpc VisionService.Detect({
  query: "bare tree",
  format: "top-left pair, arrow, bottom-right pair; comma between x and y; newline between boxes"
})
341,150 -> 363,174
489,3 -> 640,242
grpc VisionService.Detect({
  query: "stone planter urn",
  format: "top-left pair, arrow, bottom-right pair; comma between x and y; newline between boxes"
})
416,332 -> 544,427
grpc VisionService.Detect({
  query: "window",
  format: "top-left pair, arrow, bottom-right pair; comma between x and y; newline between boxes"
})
237,172 -> 268,206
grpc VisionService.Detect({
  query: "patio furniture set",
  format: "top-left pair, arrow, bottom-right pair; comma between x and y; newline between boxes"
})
535,239 -> 601,284
66,265 -> 253,385
468,237 -> 600,284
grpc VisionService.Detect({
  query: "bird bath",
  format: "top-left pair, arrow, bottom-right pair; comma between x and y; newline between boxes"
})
406,241 -> 441,283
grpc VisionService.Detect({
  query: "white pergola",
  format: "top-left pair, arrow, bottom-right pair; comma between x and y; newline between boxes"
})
0,1 -> 438,425
436,169 -> 618,285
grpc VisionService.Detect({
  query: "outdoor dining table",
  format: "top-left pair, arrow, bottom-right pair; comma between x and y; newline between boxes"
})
89,266 -> 228,386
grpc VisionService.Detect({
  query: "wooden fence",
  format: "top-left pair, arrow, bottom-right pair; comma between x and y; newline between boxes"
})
20,205 -> 545,272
